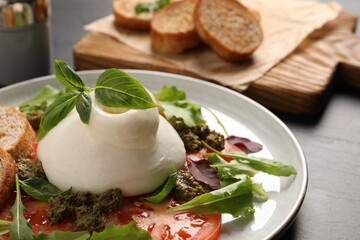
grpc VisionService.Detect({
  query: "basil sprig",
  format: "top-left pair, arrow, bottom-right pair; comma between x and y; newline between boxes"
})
37,61 -> 156,141
9,174 -> 36,240
19,177 -> 72,202
144,163 -> 178,203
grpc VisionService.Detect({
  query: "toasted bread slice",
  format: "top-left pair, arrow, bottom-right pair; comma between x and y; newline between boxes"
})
151,0 -> 201,54
0,147 -> 17,210
113,0 -> 157,30
194,0 -> 263,62
0,106 -> 36,160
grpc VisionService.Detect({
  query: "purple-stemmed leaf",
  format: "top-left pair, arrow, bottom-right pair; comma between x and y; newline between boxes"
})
188,159 -> 220,190
228,135 -> 263,154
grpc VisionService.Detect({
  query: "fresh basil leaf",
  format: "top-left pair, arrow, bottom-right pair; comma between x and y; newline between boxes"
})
95,69 -> 156,110
135,2 -> 152,14
36,231 -> 90,240
154,85 -> 186,102
0,220 -> 11,235
166,177 -> 254,218
54,60 -> 86,91
90,222 -> 152,240
9,175 -> 36,240
159,101 -> 205,127
144,164 -> 177,203
37,91 -> 78,141
204,143 -> 297,177
19,177 -> 72,202
76,91 -> 92,124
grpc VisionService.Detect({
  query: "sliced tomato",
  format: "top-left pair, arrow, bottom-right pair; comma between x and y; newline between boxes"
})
106,197 -> 221,240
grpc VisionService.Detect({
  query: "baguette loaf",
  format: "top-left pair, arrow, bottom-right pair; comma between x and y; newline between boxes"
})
0,106 -> 36,160
151,0 -> 200,54
0,147 -> 17,210
194,0 -> 263,62
113,0 -> 157,30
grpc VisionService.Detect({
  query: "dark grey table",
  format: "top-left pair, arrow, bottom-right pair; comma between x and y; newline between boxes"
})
49,0 -> 360,239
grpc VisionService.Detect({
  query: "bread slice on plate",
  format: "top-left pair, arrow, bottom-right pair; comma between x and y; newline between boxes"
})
194,0 -> 263,62
151,0 -> 201,54
113,0 -> 156,30
0,147 -> 17,210
0,106 -> 36,160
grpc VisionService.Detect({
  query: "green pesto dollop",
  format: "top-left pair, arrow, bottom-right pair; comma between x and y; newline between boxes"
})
173,170 -> 211,202
15,158 -> 47,180
170,120 -> 225,152
47,188 -> 122,233
26,111 -> 43,130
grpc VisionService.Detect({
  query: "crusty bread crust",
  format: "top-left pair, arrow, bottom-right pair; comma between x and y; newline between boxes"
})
113,0 -> 156,30
0,106 -> 36,160
0,147 -> 17,210
194,0 -> 263,62
151,0 -> 201,54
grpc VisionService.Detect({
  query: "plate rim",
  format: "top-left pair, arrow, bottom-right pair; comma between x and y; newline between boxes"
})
0,69 -> 308,239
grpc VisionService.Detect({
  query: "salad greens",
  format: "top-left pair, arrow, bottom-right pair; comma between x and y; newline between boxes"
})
166,177 -> 255,218
19,177 -> 72,202
8,175 -> 36,240
135,0 -> 170,14
0,220 -> 11,235
144,163 -> 178,203
37,60 -> 156,141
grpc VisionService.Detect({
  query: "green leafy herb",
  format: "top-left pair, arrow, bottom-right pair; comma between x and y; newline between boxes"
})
75,91 -> 92,124
0,220 -> 11,235
144,163 -> 178,203
135,0 -> 170,14
54,60 -> 87,91
16,85 -> 61,116
153,85 -> 186,102
38,61 -> 157,141
9,174 -> 36,240
89,222 -> 152,240
202,106 -> 229,137
37,91 -> 78,141
35,231 -> 90,240
95,69 -> 156,110
207,153 -> 258,187
19,177 -> 72,202
204,142 -> 297,177
252,183 -> 268,202
166,177 -> 255,218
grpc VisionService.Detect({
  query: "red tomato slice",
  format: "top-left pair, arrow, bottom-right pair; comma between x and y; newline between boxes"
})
106,197 -> 221,240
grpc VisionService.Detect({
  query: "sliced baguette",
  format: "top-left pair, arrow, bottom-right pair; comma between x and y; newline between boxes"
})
0,147 -> 17,210
0,106 -> 36,160
151,0 -> 201,54
194,0 -> 263,62
113,0 -> 157,30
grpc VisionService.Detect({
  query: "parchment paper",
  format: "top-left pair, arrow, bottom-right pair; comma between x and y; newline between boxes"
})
85,0 -> 341,91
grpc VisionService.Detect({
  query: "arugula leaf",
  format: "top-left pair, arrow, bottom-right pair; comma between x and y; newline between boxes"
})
95,69 -> 157,110
9,174 -> 36,240
37,91 -> 78,141
153,85 -> 186,102
54,60 -> 86,91
166,177 -> 255,218
36,231 -> 90,240
76,91 -> 92,124
144,164 -> 177,203
19,177 -> 72,202
252,183 -> 268,202
204,142 -> 297,177
135,0 -> 170,14
0,220 -> 11,235
90,222 -> 152,240
16,85 -> 60,116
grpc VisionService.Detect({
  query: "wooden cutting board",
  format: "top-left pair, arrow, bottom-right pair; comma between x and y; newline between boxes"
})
74,12 -> 360,115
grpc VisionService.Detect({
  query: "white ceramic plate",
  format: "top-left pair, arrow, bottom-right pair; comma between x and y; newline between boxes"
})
0,70 -> 307,240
